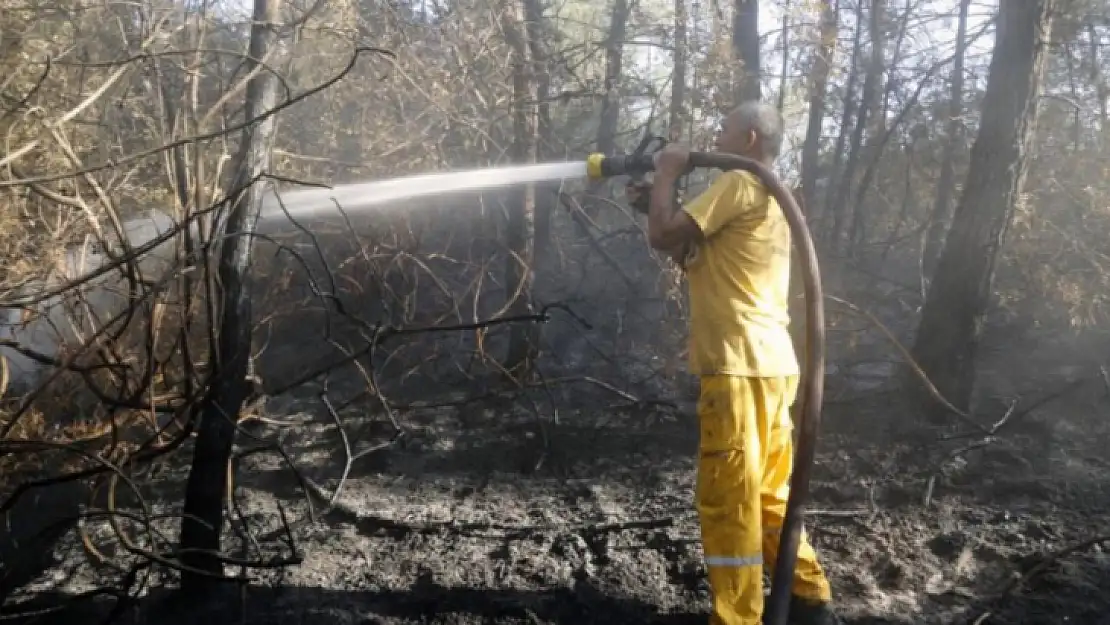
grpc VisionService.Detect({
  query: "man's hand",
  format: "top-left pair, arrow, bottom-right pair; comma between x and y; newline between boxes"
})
624,179 -> 652,214
666,241 -> 691,267
654,144 -> 691,180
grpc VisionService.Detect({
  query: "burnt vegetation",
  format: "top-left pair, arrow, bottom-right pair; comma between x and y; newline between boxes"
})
1,0 -> 1109,623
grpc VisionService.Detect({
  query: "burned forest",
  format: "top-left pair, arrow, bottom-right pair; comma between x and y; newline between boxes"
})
3,0 -> 1110,623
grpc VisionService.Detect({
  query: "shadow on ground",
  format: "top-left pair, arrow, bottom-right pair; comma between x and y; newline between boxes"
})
11,559 -> 1110,625
245,384 -> 699,505
1,582 -> 918,625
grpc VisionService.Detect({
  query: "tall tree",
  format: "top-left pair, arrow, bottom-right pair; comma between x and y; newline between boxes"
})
776,0 -> 791,112
847,0 -> 914,251
1085,21 -> 1108,128
800,0 -> 837,214
828,0 -> 884,253
909,0 -> 1056,419
583,0 -> 630,222
733,0 -> 761,103
669,0 -> 688,142
179,0 -> 281,589
819,0 -> 863,239
502,0 -> 540,373
922,0 -> 972,278
525,0 -> 554,264
597,0 -> 629,154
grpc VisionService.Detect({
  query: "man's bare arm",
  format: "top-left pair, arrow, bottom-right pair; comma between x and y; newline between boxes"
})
647,174 -> 703,251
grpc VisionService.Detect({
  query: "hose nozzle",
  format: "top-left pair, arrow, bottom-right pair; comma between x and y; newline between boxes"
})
585,132 -> 667,180
585,152 -> 657,180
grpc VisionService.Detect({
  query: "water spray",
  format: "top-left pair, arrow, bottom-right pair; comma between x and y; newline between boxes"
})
584,141 -> 826,625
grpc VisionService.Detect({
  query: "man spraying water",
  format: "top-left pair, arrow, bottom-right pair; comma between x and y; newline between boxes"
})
626,101 -> 840,625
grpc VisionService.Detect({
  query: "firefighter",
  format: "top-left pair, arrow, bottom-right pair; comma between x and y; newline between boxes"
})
626,101 -> 840,625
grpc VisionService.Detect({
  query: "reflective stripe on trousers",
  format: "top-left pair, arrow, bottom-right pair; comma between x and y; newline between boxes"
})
696,375 -> 832,625
705,555 -> 764,568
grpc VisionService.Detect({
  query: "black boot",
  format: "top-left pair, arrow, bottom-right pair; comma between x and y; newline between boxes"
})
786,595 -> 842,625
761,596 -> 842,625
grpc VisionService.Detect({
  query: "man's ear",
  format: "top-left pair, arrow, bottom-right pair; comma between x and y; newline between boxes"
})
746,129 -> 758,151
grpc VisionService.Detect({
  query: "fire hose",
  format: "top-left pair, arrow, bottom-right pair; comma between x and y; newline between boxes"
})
583,141 -> 826,625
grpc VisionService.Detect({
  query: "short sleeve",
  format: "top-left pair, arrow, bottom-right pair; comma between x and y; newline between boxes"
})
681,171 -> 758,239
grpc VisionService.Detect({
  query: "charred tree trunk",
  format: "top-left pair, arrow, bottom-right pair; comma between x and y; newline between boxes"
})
829,0 -> 883,254
669,0 -> 688,142
502,0 -> 539,374
908,0 -> 1055,420
584,0 -> 629,221
1064,43 -> 1081,152
921,0 -> 970,277
848,0 -> 912,251
776,0 -> 790,112
819,0 -> 863,240
598,0 -> 628,156
179,0 -> 280,591
1086,22 -> 1108,128
524,0 -> 553,263
800,0 -> 837,219
733,0 -> 761,103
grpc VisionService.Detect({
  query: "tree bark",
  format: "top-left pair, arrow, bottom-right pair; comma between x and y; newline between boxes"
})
583,0 -> 629,222
828,0 -> 883,254
502,0 -> 539,374
848,0 -> 913,250
179,0 -> 281,591
524,0 -> 553,264
908,0 -> 1055,420
800,0 -> 837,218
732,0 -> 761,103
669,0 -> 687,142
921,0 -> 971,277
776,0 -> 790,112
819,0 -> 862,240
1086,22 -> 1108,128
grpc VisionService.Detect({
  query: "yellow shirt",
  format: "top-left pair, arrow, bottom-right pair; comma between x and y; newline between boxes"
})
680,170 -> 799,377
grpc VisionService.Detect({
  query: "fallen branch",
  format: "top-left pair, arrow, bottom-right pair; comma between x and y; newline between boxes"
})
922,401 -> 1017,507
924,374 -> 1094,506
827,295 -> 988,433
971,533 -> 1110,625
938,376 -> 1089,443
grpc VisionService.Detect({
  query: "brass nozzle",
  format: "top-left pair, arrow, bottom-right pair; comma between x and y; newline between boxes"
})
585,153 -> 605,180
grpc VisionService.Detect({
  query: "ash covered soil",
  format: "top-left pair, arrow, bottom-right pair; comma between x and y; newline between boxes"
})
13,329 -> 1110,625
8,228 -> 1110,625
219,369 -> 1110,625
229,246 -> 1110,625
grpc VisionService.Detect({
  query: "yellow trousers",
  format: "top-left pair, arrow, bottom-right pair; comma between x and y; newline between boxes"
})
695,375 -> 832,625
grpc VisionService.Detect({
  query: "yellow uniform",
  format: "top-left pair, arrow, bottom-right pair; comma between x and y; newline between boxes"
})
681,170 -> 831,625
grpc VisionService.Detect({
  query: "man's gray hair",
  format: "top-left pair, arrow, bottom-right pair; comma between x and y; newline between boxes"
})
734,101 -> 784,160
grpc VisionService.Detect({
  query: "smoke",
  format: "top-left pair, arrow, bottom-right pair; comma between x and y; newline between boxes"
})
0,212 -> 193,393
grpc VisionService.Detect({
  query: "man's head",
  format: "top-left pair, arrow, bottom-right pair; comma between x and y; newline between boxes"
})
713,101 -> 784,164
